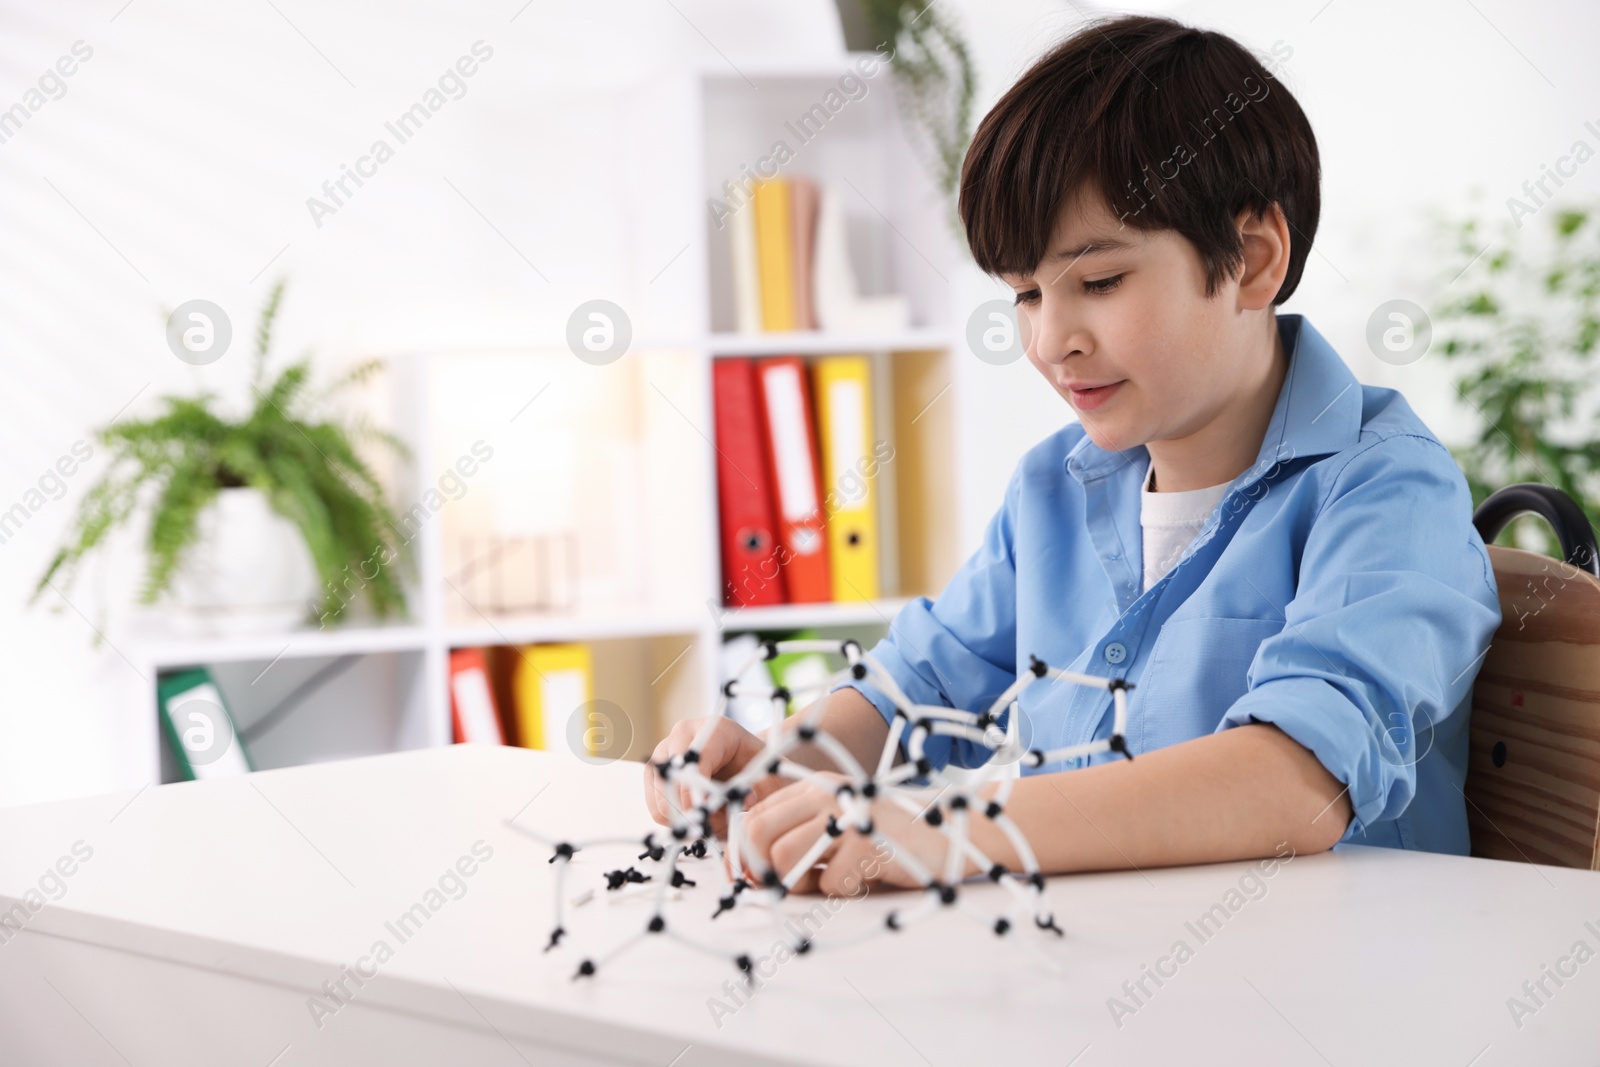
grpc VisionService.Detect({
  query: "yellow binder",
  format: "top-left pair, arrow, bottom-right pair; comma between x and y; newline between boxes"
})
752,179 -> 796,332
814,355 -> 880,600
511,643 -> 594,756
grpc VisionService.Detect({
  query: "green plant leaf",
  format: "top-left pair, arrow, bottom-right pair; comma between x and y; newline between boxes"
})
35,280 -> 410,629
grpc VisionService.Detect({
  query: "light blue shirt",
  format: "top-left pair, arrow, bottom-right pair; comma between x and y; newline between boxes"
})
835,314 -> 1502,854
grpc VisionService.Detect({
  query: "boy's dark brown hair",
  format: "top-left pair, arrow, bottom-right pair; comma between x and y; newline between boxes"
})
960,15 -> 1319,305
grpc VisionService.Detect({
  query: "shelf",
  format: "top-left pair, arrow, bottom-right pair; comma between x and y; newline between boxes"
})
706,328 -> 951,356
130,621 -> 431,670
443,607 -> 707,648
115,48 -> 972,790
714,597 -> 914,632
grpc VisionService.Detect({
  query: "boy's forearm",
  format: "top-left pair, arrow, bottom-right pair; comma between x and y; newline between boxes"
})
780,687 -> 894,778
963,723 -> 1352,877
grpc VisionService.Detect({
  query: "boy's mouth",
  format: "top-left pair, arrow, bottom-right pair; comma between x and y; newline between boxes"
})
1065,379 -> 1125,411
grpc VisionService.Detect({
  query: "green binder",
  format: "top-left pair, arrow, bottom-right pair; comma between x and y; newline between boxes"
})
766,628 -> 841,717
158,668 -> 254,780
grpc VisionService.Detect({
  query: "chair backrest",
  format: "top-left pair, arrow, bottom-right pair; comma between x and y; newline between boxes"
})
1466,484 -> 1600,870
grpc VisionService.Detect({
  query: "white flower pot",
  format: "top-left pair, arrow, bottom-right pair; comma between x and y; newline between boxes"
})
167,487 -> 320,636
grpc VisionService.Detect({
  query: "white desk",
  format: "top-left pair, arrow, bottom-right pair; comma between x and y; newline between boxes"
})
1,745 -> 1596,1066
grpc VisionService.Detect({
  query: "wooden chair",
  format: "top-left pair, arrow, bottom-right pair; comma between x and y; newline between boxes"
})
1466,483 -> 1600,870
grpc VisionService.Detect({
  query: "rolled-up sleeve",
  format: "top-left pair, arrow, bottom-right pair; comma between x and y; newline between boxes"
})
830,465 -> 1022,772
1215,433 -> 1502,843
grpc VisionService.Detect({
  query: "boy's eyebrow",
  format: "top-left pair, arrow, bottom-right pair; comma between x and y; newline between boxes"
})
1046,236 -> 1136,262
1007,236 -> 1138,281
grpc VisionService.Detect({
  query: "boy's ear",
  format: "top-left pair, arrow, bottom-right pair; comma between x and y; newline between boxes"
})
1234,202 -> 1292,312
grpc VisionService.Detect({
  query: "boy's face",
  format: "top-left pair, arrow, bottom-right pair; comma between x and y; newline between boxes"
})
998,184 -> 1269,457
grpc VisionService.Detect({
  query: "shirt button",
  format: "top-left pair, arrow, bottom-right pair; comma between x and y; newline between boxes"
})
1108,552 -> 1119,560
1104,641 -> 1127,665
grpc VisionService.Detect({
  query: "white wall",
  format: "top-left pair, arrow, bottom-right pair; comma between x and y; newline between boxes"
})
2,0 -> 1596,807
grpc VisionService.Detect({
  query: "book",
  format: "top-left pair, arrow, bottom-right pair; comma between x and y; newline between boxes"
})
729,191 -> 763,334
753,179 -> 797,331
790,176 -> 820,330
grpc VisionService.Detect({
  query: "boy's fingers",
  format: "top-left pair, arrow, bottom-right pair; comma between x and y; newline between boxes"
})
742,786 -> 828,866
745,773 -> 792,808
788,865 -> 824,896
688,718 -> 757,781
819,833 -> 881,898
767,813 -> 834,894
641,715 -> 767,830
643,762 -> 666,826
643,739 -> 675,825
642,764 -> 657,824
710,807 -> 729,838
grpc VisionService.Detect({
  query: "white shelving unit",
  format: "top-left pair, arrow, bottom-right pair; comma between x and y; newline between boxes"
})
117,53 -> 979,785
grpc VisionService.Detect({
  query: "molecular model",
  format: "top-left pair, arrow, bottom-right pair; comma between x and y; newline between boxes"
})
508,638 -> 1135,982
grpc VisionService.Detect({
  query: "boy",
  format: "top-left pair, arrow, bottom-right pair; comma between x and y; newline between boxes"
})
645,15 -> 1501,895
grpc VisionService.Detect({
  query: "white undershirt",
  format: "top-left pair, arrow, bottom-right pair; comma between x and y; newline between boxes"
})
1140,459 -> 1232,592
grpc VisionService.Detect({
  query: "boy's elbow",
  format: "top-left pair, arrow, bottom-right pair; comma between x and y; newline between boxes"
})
1259,722 -> 1353,854
1294,783 -> 1352,854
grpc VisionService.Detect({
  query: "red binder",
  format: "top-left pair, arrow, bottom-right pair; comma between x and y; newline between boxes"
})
713,359 -> 786,607
757,356 -> 832,603
449,648 -> 505,744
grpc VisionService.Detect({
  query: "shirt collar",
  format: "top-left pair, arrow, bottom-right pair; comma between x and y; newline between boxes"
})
1064,314 -> 1363,489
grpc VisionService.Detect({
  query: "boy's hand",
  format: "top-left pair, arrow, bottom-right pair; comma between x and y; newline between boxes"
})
740,770 -> 961,895
643,716 -> 786,834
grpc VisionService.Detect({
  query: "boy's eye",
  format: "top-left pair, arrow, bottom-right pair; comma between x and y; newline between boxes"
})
1012,288 -> 1040,307
1083,274 -> 1124,295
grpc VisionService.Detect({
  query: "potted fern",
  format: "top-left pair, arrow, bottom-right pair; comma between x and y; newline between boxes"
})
34,280 -> 410,636
1431,202 -> 1600,556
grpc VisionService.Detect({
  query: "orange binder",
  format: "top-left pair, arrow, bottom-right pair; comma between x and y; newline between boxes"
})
449,648 -> 505,745
757,356 -> 831,602
713,359 -> 786,607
